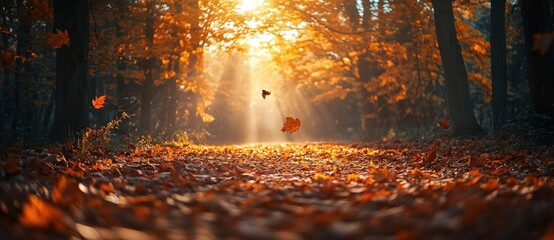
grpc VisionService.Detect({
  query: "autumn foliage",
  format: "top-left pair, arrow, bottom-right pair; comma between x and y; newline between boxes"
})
1,138 -> 554,239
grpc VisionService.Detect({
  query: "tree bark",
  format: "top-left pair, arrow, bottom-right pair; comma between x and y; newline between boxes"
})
431,0 -> 482,135
491,0 -> 508,131
51,0 -> 90,142
140,4 -> 155,134
521,0 -> 554,122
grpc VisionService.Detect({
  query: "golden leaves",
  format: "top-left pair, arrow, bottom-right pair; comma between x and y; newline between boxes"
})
280,117 -> 301,134
92,95 -> 107,109
48,29 -> 69,49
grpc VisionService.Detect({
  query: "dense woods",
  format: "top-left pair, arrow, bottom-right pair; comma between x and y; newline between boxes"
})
0,0 -> 552,145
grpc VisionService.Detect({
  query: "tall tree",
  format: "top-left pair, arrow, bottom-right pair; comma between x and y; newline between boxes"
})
51,0 -> 90,141
431,0 -> 482,135
521,0 -> 554,122
491,0 -> 508,131
140,1 -> 156,135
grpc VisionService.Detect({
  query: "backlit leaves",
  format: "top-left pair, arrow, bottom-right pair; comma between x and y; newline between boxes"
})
48,29 -> 69,49
92,95 -> 106,109
280,117 -> 301,133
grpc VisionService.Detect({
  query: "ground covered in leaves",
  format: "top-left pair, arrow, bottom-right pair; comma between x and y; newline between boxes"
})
1,138 -> 554,239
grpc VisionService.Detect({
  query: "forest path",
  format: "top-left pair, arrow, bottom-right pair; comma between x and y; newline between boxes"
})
1,140 -> 554,239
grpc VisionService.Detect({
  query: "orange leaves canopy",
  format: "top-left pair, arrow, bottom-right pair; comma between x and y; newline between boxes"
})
281,117 -> 301,133
48,29 -> 69,49
92,95 -> 106,109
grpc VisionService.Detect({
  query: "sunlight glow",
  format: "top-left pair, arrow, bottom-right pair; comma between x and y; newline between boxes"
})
237,0 -> 264,12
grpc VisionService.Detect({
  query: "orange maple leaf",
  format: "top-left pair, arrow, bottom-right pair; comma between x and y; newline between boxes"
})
532,32 -> 554,55
438,118 -> 449,129
92,95 -> 106,109
48,29 -> 69,49
280,117 -> 301,134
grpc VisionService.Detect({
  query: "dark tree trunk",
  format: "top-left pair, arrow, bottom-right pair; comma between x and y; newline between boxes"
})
491,0 -> 508,131
361,0 -> 371,30
166,59 -> 178,132
51,0 -> 90,142
431,0 -> 482,135
41,91 -> 55,135
115,2 -> 128,111
0,32 -> 11,137
140,7 -> 155,134
342,0 -> 359,30
12,0 -> 33,136
521,0 -> 554,122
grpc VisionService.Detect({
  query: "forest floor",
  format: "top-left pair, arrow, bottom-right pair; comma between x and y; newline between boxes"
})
1,137 -> 554,239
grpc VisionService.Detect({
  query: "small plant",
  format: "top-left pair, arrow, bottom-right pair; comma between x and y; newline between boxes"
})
77,113 -> 129,156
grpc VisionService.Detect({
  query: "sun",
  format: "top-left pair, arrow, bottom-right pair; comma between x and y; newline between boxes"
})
237,0 -> 264,12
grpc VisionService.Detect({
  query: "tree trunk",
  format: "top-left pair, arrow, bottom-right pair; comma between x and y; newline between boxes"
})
115,2 -> 128,112
431,0 -> 482,135
51,0 -> 90,142
491,0 -> 508,131
185,0 -> 203,131
166,59 -> 178,133
140,6 -> 155,134
521,0 -> 554,122
0,32 -> 11,137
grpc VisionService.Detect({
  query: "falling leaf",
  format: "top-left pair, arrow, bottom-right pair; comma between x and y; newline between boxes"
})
0,51 -> 15,66
92,95 -> 106,109
5,155 -> 20,175
532,32 -> 554,55
280,117 -> 301,133
438,118 -> 449,129
262,90 -> 271,99
423,143 -> 439,166
48,29 -> 69,49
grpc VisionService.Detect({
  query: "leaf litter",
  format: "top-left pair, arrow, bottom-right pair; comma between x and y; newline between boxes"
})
1,138 -> 553,239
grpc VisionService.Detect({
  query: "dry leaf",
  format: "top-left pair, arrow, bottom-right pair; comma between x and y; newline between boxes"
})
532,32 -> 554,55
5,158 -> 20,175
19,195 -> 67,231
438,118 -> 449,129
92,95 -> 106,109
48,29 -> 69,49
280,117 -> 301,134
0,51 -> 15,66
262,90 -> 271,99
423,143 -> 439,166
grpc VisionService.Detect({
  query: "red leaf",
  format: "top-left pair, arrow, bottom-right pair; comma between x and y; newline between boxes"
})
438,118 -> 449,129
48,29 -> 69,49
0,51 -> 15,67
532,32 -> 554,55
